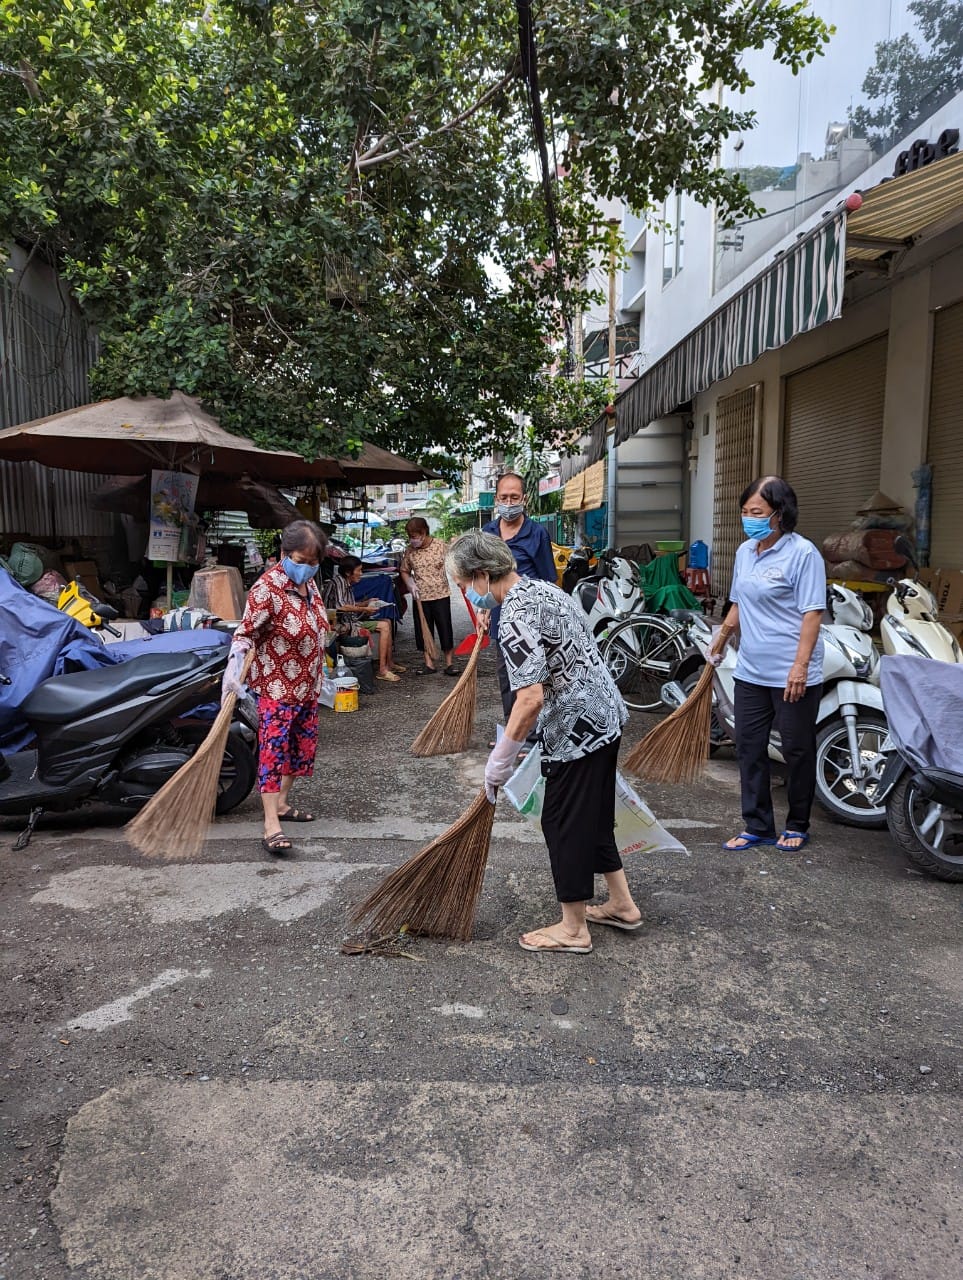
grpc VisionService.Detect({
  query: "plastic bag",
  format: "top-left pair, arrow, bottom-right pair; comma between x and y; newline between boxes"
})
503,745 -> 687,856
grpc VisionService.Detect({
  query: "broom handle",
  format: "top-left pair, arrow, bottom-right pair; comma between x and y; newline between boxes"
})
415,597 -> 437,662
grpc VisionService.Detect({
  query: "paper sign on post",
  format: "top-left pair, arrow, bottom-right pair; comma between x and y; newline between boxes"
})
148,470 -> 199,563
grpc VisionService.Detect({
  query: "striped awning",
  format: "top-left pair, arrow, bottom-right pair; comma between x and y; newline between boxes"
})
845,147 -> 963,269
571,213 -> 846,468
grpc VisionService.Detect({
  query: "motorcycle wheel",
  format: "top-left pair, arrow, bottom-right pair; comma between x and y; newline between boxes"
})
178,728 -> 257,815
680,669 -> 730,755
814,713 -> 888,828
599,616 -> 685,712
886,771 -> 963,881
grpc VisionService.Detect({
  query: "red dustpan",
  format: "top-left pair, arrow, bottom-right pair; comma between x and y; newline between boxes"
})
455,589 -> 491,656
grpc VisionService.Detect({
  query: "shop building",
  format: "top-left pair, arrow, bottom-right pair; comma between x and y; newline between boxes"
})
567,0 -> 963,588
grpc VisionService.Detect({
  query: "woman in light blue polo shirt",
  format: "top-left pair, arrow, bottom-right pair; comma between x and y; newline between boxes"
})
713,476 -> 825,852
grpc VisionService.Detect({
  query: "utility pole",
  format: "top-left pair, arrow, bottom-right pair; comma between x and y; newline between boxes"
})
606,218 -> 619,549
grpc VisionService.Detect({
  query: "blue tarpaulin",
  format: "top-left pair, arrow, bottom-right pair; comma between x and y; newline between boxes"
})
0,569 -> 121,752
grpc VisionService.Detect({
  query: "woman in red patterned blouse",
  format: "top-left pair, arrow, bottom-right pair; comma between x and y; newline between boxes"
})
228,520 -> 329,855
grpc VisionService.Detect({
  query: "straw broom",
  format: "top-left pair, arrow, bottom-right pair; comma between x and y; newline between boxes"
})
414,597 -> 438,664
411,628 -> 484,756
126,650 -> 254,861
350,787 -> 495,941
621,627 -> 730,784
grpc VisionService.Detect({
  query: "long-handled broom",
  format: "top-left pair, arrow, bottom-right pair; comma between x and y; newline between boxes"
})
414,597 -> 438,665
350,787 -> 496,941
621,627 -> 730,784
126,650 -> 255,861
411,627 -> 484,756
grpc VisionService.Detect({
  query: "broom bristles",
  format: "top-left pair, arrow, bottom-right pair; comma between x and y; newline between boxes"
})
621,661 -> 715,784
415,598 -> 437,663
410,630 -> 483,756
351,788 -> 495,941
125,650 -> 254,861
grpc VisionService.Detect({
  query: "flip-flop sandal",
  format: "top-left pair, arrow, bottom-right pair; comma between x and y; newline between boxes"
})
262,831 -> 294,855
776,829 -> 810,850
518,929 -> 593,955
722,832 -> 776,850
415,667 -> 439,676
585,908 -> 644,932
444,665 -> 460,677
279,808 -> 315,823
391,664 -> 408,673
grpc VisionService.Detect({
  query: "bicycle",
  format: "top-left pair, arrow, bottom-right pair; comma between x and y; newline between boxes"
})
599,610 -> 708,712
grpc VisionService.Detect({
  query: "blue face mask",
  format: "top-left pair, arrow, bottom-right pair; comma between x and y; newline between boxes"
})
466,582 -> 498,611
741,513 -> 775,541
282,557 -> 317,585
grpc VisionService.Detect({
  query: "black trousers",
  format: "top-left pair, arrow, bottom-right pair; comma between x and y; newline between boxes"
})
734,679 -> 822,837
412,596 -> 454,654
540,737 -> 623,902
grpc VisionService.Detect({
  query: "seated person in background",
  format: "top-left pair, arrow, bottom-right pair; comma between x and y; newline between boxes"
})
323,554 -> 404,683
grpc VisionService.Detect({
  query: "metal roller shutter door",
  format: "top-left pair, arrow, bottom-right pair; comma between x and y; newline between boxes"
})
928,301 -> 963,570
712,385 -> 761,598
783,336 -> 887,550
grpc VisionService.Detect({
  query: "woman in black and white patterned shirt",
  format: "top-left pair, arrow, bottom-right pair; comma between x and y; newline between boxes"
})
447,530 -> 642,956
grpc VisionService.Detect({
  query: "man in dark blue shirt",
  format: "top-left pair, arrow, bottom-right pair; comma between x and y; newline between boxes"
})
482,471 -> 557,728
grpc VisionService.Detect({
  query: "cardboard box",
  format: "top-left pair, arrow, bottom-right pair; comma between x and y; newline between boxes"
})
933,568 -> 963,619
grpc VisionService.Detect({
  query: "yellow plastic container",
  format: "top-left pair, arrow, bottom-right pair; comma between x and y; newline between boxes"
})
334,688 -> 358,713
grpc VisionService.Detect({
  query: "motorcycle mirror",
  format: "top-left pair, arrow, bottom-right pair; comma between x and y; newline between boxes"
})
893,534 -> 919,575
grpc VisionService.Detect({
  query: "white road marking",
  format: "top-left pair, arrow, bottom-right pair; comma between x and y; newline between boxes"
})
42,815 -> 712,847
434,1003 -> 485,1019
31,861 -> 379,924
66,968 -> 211,1032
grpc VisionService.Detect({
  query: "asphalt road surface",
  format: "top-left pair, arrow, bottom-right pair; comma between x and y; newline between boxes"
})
2,605 -> 961,1279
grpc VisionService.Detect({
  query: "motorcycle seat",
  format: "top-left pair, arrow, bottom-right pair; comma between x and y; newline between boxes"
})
667,608 -> 703,624
24,651 -> 214,724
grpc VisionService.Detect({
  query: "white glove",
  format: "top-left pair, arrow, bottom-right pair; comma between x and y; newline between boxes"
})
409,580 -> 420,601
707,651 -> 723,667
221,638 -> 252,707
484,735 -> 525,803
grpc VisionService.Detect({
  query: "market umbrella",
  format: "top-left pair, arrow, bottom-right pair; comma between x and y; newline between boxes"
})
0,392 -> 342,485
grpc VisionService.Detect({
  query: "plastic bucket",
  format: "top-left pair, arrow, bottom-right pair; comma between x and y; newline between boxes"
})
334,688 -> 359,713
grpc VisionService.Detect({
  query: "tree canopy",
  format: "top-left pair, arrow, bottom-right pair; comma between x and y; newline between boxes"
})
1,0 -> 831,463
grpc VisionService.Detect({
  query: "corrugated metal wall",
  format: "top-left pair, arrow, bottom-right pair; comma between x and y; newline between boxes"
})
0,461 -> 113,537
0,277 -> 98,430
0,271 -> 110,537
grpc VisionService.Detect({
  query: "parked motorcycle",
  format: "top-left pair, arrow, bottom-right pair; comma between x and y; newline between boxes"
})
880,535 -> 962,663
0,645 -> 257,850
877,654 -> 963,880
570,549 -> 646,637
664,607 -> 889,828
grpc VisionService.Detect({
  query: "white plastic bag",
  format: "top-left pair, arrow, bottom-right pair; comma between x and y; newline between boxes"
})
503,746 -> 687,856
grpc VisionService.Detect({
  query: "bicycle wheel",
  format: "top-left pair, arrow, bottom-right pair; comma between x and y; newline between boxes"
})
600,615 -> 686,712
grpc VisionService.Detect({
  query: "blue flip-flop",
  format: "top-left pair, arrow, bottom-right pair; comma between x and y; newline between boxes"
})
776,829 -> 810,850
722,831 -> 776,850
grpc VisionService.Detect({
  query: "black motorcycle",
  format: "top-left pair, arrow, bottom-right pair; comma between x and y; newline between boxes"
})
0,646 -> 256,850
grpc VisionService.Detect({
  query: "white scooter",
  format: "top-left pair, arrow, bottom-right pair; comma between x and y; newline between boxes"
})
665,601 -> 889,828
572,550 -> 646,639
881,536 -> 962,663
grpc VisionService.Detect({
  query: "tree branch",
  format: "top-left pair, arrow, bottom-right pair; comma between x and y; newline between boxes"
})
354,64 -> 519,172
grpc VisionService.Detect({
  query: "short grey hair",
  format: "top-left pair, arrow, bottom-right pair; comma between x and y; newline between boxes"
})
446,530 -> 516,582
